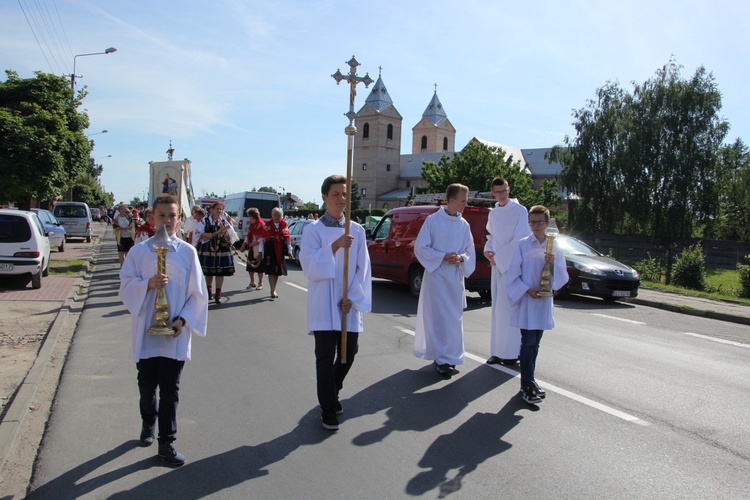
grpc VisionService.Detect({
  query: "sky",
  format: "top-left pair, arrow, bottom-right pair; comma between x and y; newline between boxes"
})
2,0 -> 749,207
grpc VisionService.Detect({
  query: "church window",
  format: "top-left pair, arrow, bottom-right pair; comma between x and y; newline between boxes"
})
362,163 -> 367,170
361,188 -> 367,196
421,136 -> 427,150
387,124 -> 393,140
363,123 -> 370,138
443,137 -> 448,151
386,164 -> 391,172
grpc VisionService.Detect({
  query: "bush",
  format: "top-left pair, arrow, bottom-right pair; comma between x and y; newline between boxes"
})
738,254 -> 750,298
638,254 -> 665,284
670,243 -> 707,290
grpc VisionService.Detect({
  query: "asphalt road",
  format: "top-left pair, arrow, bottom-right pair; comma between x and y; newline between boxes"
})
26,241 -> 750,499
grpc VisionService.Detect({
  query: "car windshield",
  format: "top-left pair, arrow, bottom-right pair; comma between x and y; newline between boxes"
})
0,214 -> 32,242
556,236 -> 601,257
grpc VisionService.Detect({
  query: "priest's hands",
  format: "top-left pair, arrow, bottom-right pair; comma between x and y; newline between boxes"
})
148,273 -> 168,290
484,250 -> 496,266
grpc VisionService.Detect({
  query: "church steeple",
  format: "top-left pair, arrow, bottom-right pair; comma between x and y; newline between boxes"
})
421,90 -> 448,126
364,72 -> 393,112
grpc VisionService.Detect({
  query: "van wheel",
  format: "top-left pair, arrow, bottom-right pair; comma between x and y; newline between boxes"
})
86,235 -> 92,243
408,266 -> 424,298
58,240 -> 65,252
31,269 -> 42,289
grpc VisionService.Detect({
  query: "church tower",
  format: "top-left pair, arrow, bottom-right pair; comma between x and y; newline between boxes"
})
412,90 -> 456,154
353,72 -> 402,210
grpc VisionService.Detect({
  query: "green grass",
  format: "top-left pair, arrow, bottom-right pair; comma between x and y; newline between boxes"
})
640,267 -> 750,306
49,259 -> 87,275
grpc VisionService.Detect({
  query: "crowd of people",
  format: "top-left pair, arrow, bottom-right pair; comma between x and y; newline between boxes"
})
115,175 -> 568,466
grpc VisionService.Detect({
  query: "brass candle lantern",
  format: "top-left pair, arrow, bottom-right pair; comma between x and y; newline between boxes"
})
538,221 -> 559,298
148,225 -> 175,335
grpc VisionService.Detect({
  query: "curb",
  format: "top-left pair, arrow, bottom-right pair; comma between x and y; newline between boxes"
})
0,228 -> 104,472
629,297 -> 750,326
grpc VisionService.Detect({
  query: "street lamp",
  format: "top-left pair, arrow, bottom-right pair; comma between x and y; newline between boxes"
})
86,129 -> 108,138
71,47 -> 117,96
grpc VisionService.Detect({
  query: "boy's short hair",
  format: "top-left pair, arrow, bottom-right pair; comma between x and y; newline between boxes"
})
321,175 -> 347,196
529,205 -> 550,221
491,177 -> 508,188
153,194 -> 178,211
194,207 -> 206,217
246,207 -> 260,219
446,183 -> 469,201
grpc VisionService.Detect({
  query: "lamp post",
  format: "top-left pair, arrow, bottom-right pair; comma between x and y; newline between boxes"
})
86,129 -> 108,138
71,47 -> 117,97
93,155 -> 111,185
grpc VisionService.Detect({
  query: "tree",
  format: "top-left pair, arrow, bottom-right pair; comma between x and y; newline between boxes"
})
350,178 -> 362,210
257,186 -> 278,193
421,141 -> 535,205
713,139 -> 750,241
0,70 -> 91,207
553,60 -> 730,280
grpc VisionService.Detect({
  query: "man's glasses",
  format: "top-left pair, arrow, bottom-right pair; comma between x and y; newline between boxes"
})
528,220 -> 547,226
492,189 -> 508,195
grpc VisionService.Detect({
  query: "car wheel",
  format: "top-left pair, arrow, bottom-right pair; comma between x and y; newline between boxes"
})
58,240 -> 65,252
31,269 -> 42,289
42,259 -> 49,277
408,265 -> 424,298
86,235 -> 92,243
293,247 -> 300,265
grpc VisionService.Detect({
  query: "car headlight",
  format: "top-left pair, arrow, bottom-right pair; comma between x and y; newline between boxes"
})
572,262 -> 606,276
631,269 -> 639,279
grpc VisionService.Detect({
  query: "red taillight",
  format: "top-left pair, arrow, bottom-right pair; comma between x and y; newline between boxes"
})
238,220 -> 243,230
86,221 -> 91,229
14,251 -> 40,258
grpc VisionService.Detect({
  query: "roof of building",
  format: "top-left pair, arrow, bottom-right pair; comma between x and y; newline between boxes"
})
377,188 -> 413,201
399,152 -> 455,178
422,92 -> 448,126
520,147 -> 563,177
470,138 -> 531,174
364,75 -> 393,112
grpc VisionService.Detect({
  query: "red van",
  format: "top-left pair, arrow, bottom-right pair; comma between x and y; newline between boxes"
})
366,205 -> 491,298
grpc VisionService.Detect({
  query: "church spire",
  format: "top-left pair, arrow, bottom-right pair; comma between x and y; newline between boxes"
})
422,89 -> 447,126
364,73 -> 393,112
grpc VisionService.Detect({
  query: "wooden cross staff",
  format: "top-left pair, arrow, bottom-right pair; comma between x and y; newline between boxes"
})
331,56 -> 373,363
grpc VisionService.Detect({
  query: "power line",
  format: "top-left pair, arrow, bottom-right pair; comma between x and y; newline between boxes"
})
17,0 -> 55,73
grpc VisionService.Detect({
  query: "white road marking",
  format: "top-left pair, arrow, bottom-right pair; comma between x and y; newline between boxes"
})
395,326 -> 648,426
285,282 -> 308,292
590,313 -> 645,325
680,332 -> 750,349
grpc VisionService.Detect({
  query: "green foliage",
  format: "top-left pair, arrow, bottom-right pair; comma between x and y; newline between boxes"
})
257,186 -> 278,193
710,139 -> 750,241
350,178 -> 362,211
0,70 -> 91,205
554,59 -> 729,247
738,255 -> 750,298
670,243 -> 707,290
421,141 -> 535,204
301,201 -> 319,211
636,253 -> 666,284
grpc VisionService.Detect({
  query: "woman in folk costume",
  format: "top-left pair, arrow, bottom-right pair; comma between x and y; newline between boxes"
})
259,207 -> 292,299
114,204 -> 137,266
195,201 -> 237,304
239,207 -> 266,290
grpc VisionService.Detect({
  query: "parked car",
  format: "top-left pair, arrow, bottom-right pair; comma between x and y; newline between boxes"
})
556,235 -> 640,301
52,202 -> 92,243
367,205 -> 491,298
31,208 -> 66,252
288,219 -> 314,264
90,207 -> 102,222
0,209 -> 51,289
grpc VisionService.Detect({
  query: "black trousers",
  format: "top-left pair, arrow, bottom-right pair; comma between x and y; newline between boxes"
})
314,331 -> 359,414
136,356 -> 185,445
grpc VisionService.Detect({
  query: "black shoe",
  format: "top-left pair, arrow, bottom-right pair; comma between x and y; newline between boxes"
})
435,362 -> 457,376
521,386 -> 543,405
139,421 -> 155,447
335,401 -> 343,415
486,356 -> 502,365
158,443 -> 186,466
500,358 -> 519,366
532,382 -> 546,399
321,412 -> 339,431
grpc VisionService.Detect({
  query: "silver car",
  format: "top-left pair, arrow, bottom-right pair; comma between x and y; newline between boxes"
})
53,202 -> 92,243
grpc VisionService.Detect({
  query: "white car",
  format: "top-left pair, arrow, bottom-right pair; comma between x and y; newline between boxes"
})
0,209 -> 51,289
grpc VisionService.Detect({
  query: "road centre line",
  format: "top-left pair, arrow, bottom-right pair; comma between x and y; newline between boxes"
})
590,313 -> 646,325
394,326 -> 648,426
680,331 -> 750,349
285,282 -> 308,292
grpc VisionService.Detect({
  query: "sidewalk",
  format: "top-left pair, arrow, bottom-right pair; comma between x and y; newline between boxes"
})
632,288 -> 750,326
